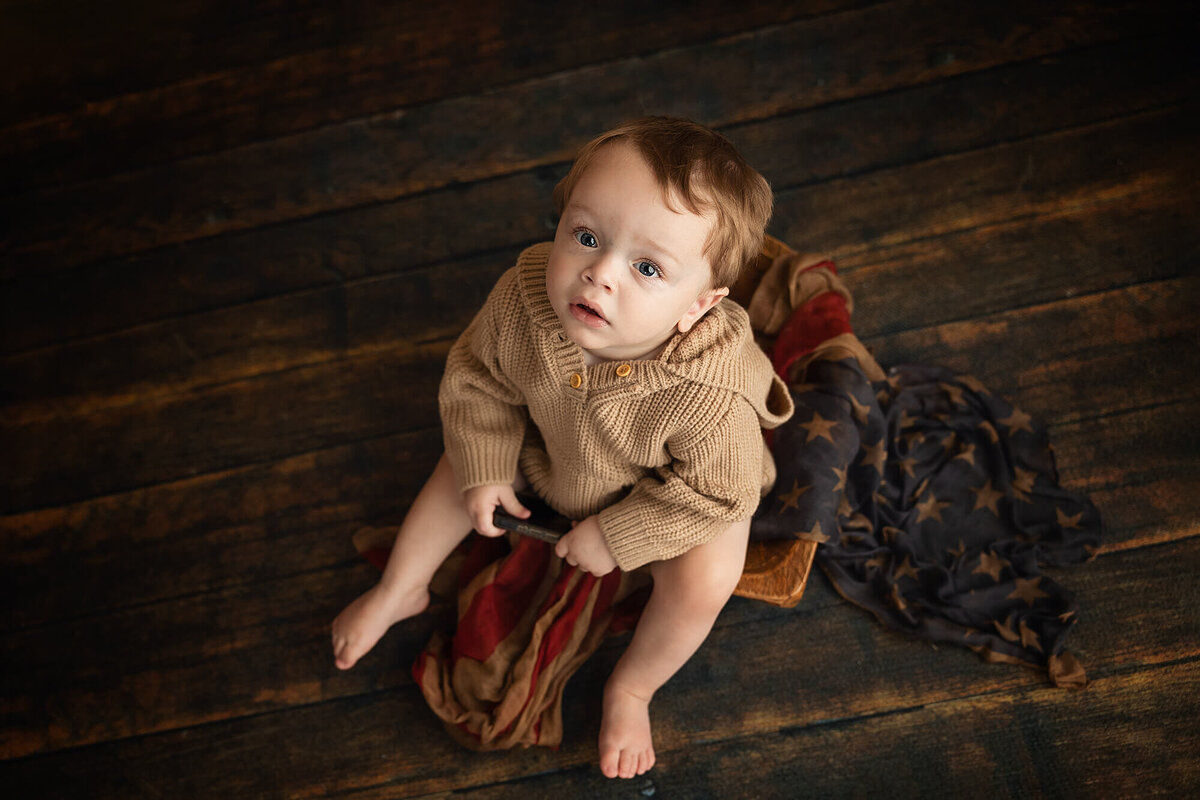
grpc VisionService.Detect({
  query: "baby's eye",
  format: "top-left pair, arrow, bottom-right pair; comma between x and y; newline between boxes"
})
574,230 -> 598,248
635,260 -> 661,278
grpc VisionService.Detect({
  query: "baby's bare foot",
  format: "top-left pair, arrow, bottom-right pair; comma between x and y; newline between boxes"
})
599,684 -> 656,779
331,583 -> 428,670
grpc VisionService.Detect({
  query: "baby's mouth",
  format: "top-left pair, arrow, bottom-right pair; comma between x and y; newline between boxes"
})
575,301 -> 605,320
569,299 -> 609,328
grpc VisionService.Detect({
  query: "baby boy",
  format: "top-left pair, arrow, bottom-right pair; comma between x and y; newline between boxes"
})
332,117 -> 792,779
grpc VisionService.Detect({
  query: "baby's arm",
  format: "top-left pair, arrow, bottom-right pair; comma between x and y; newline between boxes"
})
600,398 -> 766,572
439,267 -> 530,497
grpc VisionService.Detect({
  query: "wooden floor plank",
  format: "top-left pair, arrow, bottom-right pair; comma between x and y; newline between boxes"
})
867,278 -> 1197,430
3,390 -> 1191,633
3,3 -> 1195,796
3,104 -> 1192,420
1,0 -> 855,191
1,427 -> 444,630
4,34 -> 1194,355
0,0 -> 1175,277
3,272 -> 1190,514
440,658 -> 1200,800
3,536 -> 1195,792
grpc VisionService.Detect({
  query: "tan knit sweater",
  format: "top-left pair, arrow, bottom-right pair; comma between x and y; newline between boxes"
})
439,243 -> 794,571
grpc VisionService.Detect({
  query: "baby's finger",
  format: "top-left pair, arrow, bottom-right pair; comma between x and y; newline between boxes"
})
496,487 -> 531,519
471,503 -> 504,537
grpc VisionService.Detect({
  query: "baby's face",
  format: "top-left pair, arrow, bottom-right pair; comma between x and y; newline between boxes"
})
546,141 -> 727,365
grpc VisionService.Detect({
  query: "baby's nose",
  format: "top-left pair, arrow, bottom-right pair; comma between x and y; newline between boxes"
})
585,256 -> 620,290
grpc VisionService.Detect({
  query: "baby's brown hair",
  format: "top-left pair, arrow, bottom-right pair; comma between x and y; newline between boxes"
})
553,117 -> 773,289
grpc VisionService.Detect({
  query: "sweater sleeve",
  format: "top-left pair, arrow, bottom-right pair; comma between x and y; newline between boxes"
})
597,395 -> 766,571
438,270 -> 529,492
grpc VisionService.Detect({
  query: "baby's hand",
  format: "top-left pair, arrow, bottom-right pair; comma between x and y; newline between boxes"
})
463,484 -> 530,537
555,516 -> 618,577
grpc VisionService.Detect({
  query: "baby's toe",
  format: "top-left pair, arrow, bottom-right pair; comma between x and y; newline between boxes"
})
599,750 -> 620,779
637,749 -> 655,775
619,749 -> 639,779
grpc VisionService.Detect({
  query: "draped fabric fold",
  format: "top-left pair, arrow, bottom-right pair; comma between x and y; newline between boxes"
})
355,242 -> 1102,749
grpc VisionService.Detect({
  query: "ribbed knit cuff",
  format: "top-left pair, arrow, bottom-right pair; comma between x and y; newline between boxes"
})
445,438 -> 522,494
598,502 -> 659,572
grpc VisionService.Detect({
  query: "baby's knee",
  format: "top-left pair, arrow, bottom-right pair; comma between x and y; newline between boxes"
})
653,549 -> 743,615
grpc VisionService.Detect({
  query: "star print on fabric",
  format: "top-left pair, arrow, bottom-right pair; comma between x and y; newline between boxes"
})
799,411 -> 840,444
866,554 -> 888,571
1059,610 -> 1076,623
913,477 -> 930,500
1056,508 -> 1084,530
776,480 -> 811,513
837,492 -> 854,519
953,442 -> 977,465
881,526 -> 901,543
978,421 -> 999,444
903,431 -> 925,452
947,539 -> 967,560
972,550 -> 1009,582
1011,468 -> 1038,503
1006,577 -> 1051,607
895,557 -> 920,581
890,583 -> 908,611
939,381 -> 965,407
843,512 -> 874,533
1019,619 -> 1043,653
958,374 -> 989,395
899,457 -> 918,478
847,393 -> 871,425
915,492 -> 950,524
970,480 -> 1004,516
898,409 -> 917,431
886,372 -> 904,390
832,467 -> 847,494
859,439 -> 887,474
993,617 -> 1020,643
798,520 -> 829,543
1000,406 -> 1035,435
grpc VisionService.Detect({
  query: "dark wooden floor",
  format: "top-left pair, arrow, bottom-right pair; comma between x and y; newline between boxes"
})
2,1 -> 1198,797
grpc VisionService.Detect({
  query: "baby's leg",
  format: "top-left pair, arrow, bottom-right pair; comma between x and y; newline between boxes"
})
599,517 -> 751,779
331,453 -> 474,670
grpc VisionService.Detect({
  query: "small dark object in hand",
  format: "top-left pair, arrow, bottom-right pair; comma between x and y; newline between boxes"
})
492,510 -> 564,544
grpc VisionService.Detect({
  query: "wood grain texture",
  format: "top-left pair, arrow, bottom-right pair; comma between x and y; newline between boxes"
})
0,0 -> 1179,277
3,537 -> 1196,789
1,0 -> 857,189
5,34 -> 1193,354
1,1 -> 1196,795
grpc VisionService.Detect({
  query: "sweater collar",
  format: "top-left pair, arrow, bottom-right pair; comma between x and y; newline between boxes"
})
517,243 -> 563,332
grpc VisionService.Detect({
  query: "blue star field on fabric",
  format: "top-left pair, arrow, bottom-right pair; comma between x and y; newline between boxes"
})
751,357 -> 1102,687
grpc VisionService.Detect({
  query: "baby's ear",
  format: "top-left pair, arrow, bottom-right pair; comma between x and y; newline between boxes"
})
677,286 -> 729,333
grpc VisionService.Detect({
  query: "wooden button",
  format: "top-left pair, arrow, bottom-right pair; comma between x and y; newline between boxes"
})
569,373 -> 582,388
615,363 -> 632,377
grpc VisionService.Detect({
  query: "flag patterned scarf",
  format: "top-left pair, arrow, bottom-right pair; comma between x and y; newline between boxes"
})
355,245 -> 1102,749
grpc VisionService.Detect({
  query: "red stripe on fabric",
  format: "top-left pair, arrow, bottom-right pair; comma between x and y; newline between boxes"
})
411,650 -> 427,687
458,535 -> 510,589
528,569 -> 598,686
453,537 -> 551,662
772,291 -> 853,379
360,546 -> 390,573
